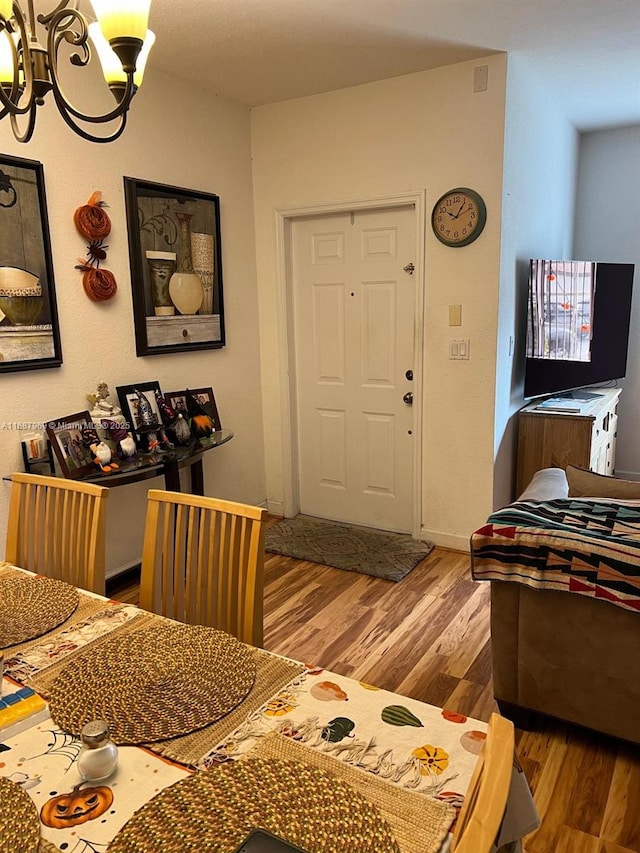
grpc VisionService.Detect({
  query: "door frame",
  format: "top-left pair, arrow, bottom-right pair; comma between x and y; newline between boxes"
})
273,191 -> 426,539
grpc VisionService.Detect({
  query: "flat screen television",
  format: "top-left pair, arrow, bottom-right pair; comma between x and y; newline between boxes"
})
524,259 -> 635,400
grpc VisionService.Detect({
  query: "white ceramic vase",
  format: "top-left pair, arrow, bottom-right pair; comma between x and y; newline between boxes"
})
169,213 -> 203,315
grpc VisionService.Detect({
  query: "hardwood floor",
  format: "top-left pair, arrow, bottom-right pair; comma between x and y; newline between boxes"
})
108,541 -> 640,853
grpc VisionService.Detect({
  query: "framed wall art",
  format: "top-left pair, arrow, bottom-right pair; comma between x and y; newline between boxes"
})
0,154 -> 63,373
123,177 -> 225,356
165,387 -> 222,430
46,411 -> 95,479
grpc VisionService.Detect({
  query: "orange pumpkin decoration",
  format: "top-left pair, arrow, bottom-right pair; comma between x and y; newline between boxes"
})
40,784 -> 113,829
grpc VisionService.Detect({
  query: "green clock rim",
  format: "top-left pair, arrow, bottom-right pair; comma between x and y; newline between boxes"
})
431,187 -> 487,247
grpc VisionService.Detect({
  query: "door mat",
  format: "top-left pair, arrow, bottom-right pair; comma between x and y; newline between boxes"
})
265,516 -> 434,582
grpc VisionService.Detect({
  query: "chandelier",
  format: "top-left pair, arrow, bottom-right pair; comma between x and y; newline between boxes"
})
0,0 -> 155,143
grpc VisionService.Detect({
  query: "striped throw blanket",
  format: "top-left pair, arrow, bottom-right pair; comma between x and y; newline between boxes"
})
470,499 -> 640,613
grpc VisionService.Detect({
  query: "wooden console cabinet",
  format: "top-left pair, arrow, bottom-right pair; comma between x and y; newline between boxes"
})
516,388 -> 621,495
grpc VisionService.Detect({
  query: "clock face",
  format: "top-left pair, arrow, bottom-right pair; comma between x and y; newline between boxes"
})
431,188 -> 487,247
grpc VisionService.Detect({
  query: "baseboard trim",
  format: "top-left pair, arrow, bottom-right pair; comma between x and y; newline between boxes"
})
421,526 -> 469,553
613,469 -> 640,482
106,562 -> 140,596
106,558 -> 141,581
267,499 -> 285,516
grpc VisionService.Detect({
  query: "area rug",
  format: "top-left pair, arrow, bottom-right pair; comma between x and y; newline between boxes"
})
265,516 -> 434,582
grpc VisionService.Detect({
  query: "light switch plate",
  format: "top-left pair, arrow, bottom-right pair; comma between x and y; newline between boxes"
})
449,304 -> 462,326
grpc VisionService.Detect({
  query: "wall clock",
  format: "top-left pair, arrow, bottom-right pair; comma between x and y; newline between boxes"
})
431,187 -> 487,247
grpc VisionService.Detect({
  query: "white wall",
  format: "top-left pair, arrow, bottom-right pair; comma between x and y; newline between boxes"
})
0,68 -> 266,576
251,56 -> 508,549
574,125 -> 640,480
494,56 -> 579,506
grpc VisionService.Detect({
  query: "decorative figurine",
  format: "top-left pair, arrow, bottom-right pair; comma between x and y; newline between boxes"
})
155,391 -> 191,446
101,419 -> 137,460
133,388 -> 173,454
133,388 -> 157,427
185,390 -> 215,439
90,441 -> 119,474
86,382 -> 122,420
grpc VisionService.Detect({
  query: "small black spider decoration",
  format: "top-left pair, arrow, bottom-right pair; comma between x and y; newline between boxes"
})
86,238 -> 109,266
74,192 -> 117,301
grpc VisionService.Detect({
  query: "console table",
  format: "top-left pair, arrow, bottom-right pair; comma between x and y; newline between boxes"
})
10,430 -> 234,496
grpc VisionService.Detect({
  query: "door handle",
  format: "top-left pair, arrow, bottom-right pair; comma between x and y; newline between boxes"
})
402,392 -> 413,405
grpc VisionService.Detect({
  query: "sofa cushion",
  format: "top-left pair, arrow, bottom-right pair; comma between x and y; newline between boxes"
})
566,464 -> 640,499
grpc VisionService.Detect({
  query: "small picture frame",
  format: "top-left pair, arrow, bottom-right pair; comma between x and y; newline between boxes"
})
45,411 -> 96,479
115,381 -> 163,445
165,387 -> 222,430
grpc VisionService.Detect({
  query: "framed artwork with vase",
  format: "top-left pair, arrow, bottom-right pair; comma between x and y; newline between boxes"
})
123,177 -> 225,356
0,154 -> 63,373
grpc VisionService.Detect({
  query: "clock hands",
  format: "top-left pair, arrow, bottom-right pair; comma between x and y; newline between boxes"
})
446,202 -> 472,220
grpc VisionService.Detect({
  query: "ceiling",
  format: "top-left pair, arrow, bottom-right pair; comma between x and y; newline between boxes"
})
148,0 -> 640,131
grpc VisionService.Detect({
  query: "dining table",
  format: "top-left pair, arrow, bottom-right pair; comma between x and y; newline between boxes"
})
0,561 -> 539,853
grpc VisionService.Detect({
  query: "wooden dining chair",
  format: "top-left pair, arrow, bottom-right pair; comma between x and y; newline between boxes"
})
139,489 -> 267,646
451,713 -> 515,853
5,472 -> 109,594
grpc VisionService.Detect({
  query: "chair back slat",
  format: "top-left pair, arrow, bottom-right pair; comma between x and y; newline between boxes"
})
451,713 -> 515,853
140,490 -> 267,646
5,473 -> 109,594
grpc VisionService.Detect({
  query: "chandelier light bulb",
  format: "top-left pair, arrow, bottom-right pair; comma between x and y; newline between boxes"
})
89,0 -> 151,44
89,23 -> 155,88
0,0 -> 12,22
0,29 -> 13,84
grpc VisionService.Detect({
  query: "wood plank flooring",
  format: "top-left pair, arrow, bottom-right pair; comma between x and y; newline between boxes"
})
108,538 -> 640,853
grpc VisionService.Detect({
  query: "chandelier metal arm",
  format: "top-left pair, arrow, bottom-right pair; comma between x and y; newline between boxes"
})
1,0 -> 152,143
37,0 -> 75,27
0,8 -> 38,116
46,7 -> 136,133
9,97 -> 37,142
49,84 -> 129,142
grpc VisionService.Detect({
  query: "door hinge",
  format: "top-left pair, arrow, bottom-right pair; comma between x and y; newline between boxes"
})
403,263 -> 415,275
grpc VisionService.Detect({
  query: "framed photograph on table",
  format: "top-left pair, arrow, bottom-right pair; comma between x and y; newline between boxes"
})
45,411 -> 95,479
123,176 -> 225,357
165,387 -> 222,430
0,154 -> 63,374
115,382 -> 164,443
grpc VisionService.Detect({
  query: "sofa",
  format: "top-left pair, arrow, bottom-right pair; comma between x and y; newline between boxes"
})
471,467 -> 640,744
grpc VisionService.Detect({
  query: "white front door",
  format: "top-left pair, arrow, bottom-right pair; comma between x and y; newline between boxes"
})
291,205 -> 417,533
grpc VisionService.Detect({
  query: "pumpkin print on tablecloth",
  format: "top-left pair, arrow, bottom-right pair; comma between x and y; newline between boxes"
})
263,694 -> 297,717
309,681 -> 348,702
321,717 -> 355,743
40,784 -> 113,828
460,729 -> 487,755
441,709 -> 467,724
411,744 -> 450,775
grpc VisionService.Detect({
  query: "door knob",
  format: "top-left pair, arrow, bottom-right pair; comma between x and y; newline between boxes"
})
402,392 -> 413,405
